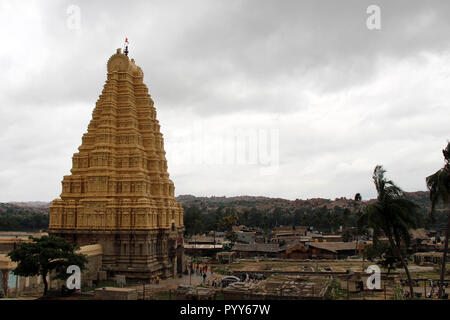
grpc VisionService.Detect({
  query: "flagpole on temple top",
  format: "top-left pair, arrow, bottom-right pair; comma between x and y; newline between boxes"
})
124,37 -> 129,56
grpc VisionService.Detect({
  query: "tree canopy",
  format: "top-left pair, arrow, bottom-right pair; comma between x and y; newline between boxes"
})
8,235 -> 88,296
358,165 -> 420,296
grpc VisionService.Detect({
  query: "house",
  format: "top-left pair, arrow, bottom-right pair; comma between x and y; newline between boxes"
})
232,243 -> 283,258
306,241 -> 359,259
413,252 -> 450,266
410,228 -> 435,252
321,235 -> 343,242
281,244 -> 309,259
232,225 -> 249,232
186,236 -> 225,245
271,226 -> 309,244
184,244 -> 223,257
235,231 -> 256,244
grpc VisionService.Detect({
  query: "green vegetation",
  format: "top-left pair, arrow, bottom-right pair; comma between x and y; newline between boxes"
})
0,203 -> 49,231
363,242 -> 400,274
183,196 -> 442,237
358,165 -> 420,296
426,141 -> 450,299
325,280 -> 346,300
8,235 -> 88,296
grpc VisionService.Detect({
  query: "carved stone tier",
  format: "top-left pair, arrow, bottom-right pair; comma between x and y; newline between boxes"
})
48,48 -> 184,279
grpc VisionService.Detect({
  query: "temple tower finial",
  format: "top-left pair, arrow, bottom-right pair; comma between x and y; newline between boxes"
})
124,37 -> 129,56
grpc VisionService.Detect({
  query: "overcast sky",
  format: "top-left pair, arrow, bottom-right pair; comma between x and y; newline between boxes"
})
0,0 -> 449,202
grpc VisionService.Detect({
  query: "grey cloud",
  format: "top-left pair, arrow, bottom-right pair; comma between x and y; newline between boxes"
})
1,0 -> 449,201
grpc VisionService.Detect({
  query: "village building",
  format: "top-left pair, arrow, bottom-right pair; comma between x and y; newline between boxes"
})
281,244 -> 309,259
306,241 -> 360,260
186,236 -> 225,245
271,226 -> 309,244
184,244 -> 223,257
235,231 -> 256,244
321,235 -> 343,242
413,251 -> 450,266
409,228 -> 438,252
232,243 -> 283,258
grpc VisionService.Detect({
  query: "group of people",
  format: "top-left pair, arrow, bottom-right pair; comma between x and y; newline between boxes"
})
209,279 -> 223,288
403,279 -> 448,298
150,275 -> 160,285
188,263 -> 214,283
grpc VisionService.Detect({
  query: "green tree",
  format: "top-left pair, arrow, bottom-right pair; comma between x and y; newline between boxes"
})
218,211 -> 238,232
426,142 -> 450,298
226,231 -> 238,246
358,165 -> 420,296
363,242 -> 400,274
8,235 -> 87,296
248,208 -> 262,227
342,229 -> 352,242
183,206 -> 204,236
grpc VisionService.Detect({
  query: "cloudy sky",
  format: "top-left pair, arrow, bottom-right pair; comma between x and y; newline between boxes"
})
0,0 -> 449,202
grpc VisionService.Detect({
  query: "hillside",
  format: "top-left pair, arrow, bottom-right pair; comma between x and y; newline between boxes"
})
0,191 -> 442,233
0,203 -> 49,231
176,191 -> 433,213
0,191 -> 435,216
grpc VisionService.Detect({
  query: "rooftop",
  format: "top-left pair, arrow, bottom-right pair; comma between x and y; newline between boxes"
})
306,241 -> 358,253
232,243 -> 282,253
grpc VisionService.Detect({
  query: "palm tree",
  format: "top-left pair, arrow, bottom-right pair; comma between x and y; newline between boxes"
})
358,165 -> 419,297
426,142 -> 450,299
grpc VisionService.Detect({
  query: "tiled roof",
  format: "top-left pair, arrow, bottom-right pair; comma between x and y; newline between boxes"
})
306,241 -> 358,253
232,243 -> 282,253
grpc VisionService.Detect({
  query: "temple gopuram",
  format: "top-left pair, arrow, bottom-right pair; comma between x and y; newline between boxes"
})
48,48 -> 184,280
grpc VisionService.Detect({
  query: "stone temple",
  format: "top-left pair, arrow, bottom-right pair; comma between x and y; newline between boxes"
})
48,48 -> 184,280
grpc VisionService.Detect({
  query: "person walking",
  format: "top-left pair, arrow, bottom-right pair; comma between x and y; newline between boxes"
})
203,272 -> 207,283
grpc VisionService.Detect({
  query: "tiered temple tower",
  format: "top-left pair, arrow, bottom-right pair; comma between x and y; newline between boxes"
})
48,48 -> 184,280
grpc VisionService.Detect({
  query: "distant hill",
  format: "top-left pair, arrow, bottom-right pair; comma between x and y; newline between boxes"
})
0,203 -> 49,231
0,191 -> 435,215
175,191 -> 434,213
0,202 -> 49,215
0,191 -> 443,232
9,201 -> 51,210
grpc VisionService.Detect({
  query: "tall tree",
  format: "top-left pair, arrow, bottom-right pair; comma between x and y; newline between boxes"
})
426,142 -> 450,298
8,235 -> 87,296
218,211 -> 238,232
358,165 -> 419,296
183,205 -> 204,236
